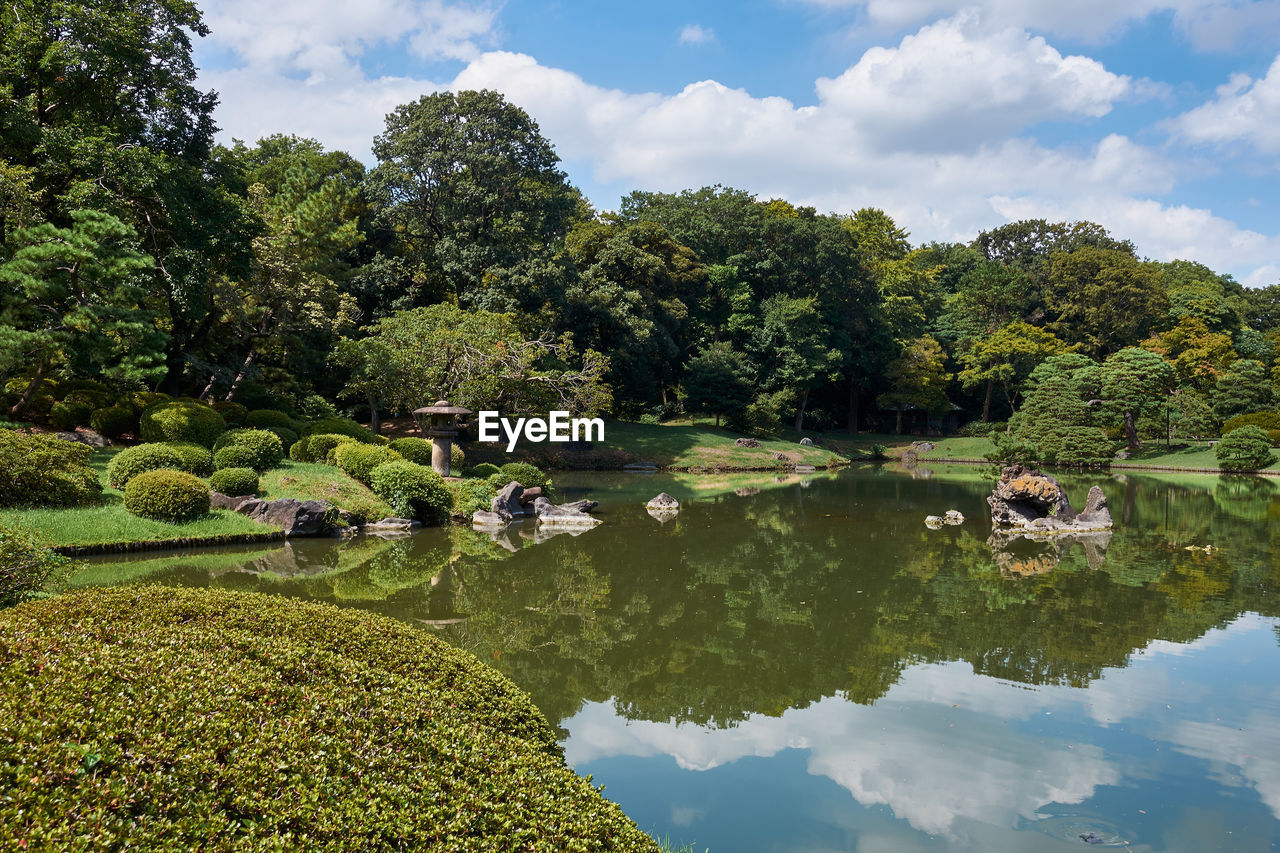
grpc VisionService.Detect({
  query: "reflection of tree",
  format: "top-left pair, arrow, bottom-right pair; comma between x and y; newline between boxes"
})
82,470 -> 1280,733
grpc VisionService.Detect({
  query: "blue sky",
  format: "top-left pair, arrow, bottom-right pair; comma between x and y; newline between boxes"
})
194,0 -> 1280,285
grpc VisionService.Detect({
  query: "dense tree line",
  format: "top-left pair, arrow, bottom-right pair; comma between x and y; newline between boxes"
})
4,0 -> 1280,451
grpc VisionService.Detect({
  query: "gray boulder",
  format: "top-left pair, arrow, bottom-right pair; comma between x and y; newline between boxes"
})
242,498 -> 336,537
559,498 -> 598,514
911,440 -> 935,453
532,497 -> 601,526
471,510 -> 508,528
211,491 -> 256,511
799,437 -> 814,446
491,481 -> 526,520
734,437 -> 762,448
646,492 -> 679,510
987,465 -> 1112,533
55,430 -> 110,448
944,510 -> 964,525
365,517 -> 416,531
517,486 -> 544,505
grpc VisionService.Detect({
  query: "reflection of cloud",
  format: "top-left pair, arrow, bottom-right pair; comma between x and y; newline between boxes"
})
565,670 -> 1118,837
1170,709 -> 1280,818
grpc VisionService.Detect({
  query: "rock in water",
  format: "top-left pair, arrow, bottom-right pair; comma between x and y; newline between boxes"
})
924,515 -> 945,528
944,510 -> 964,525
646,493 -> 679,510
559,499 -> 598,513
532,497 -> 601,526
471,510 -> 508,528
734,437 -> 762,448
491,481 -> 526,520
987,465 -> 1112,533
243,498 -> 335,537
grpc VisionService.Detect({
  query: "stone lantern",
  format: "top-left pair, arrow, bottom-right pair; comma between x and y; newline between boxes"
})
413,399 -> 472,477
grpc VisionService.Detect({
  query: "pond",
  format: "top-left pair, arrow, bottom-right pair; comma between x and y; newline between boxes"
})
71,465 -> 1280,851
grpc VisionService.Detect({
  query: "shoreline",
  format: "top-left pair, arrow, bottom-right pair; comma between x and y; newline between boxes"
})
898,454 -> 1280,476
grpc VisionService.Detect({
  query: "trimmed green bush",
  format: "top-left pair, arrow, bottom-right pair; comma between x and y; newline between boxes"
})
388,436 -> 433,465
213,444 -> 258,471
333,443 -> 401,484
266,426 -> 299,451
0,587 -> 660,851
0,523 -> 71,607
48,400 -> 93,430
89,405 -> 135,439
463,462 -> 501,479
209,467 -> 259,496
245,408 -> 295,431
301,416 -> 373,443
106,444 -> 185,488
498,462 -> 551,492
164,442 -> 214,477
368,460 -> 452,523
0,432 -> 101,507
291,433 -> 359,463
126,390 -> 170,413
139,401 -> 226,448
123,469 -> 211,522
212,428 -> 284,471
450,478 -> 497,516
1216,426 -> 1277,472
210,400 -> 248,426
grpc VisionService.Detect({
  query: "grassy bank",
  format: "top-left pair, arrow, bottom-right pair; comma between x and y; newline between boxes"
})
0,451 -> 397,548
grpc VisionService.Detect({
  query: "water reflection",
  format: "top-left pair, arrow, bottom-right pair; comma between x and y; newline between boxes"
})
70,467 -> 1280,850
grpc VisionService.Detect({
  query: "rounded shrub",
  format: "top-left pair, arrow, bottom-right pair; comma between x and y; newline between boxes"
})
333,443 -> 401,484
245,409 -> 295,431
293,433 -> 359,464
497,461 -> 551,491
89,405 -> 136,439
164,442 -> 214,477
106,444 -> 187,489
0,587 -> 660,851
1216,426 -> 1277,472
266,426 -> 299,452
209,466 -> 259,497
55,379 -> 110,400
126,390 -> 170,413
0,522 -> 72,607
139,401 -> 226,448
210,400 -> 248,426
61,388 -> 111,410
48,400 -> 93,430
212,428 -> 284,471
301,416 -> 373,443
388,436 -> 433,465
463,462 -> 501,479
213,444 -> 259,471
368,460 -> 452,523
123,469 -> 211,522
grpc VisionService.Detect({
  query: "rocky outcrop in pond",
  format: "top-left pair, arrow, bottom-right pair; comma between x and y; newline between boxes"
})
211,493 -> 337,537
987,465 -> 1113,533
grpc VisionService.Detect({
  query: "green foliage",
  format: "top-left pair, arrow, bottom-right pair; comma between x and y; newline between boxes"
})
368,460 -> 453,523
211,429 -> 284,471
388,437 -> 432,465
463,462 -> 501,479
89,406 -> 136,439
123,469 -> 211,522
1214,359 -> 1272,422
1222,411 -> 1280,436
0,432 -> 101,507
209,467 -> 259,497
1215,426 -> 1277,472
301,417 -> 373,443
1100,347 -> 1176,449
139,402 -> 226,448
997,355 -> 1116,467
0,523 -> 71,608
0,587 -> 659,850
106,444 -> 184,488
265,426 -> 299,451
450,478 -> 498,516
497,462 -> 552,492
681,342 -> 754,426
958,420 -> 1005,437
210,401 -> 248,426
163,442 -> 214,478
244,409 -> 295,431
877,335 -> 952,432
127,391 -> 170,413
48,401 -> 93,430
333,443 -> 401,485
290,433 -> 359,463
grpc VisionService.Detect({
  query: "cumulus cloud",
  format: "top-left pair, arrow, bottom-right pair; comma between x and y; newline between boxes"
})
795,0 -> 1280,49
678,24 -> 716,46
1170,55 -> 1280,155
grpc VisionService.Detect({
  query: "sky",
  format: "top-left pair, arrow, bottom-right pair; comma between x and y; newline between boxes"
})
193,0 -> 1280,286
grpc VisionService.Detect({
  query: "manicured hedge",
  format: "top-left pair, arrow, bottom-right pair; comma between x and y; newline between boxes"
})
1216,425 -> 1277,472
497,462 -> 551,492
122,469 -> 211,522
210,400 -> 248,426
462,462 -> 501,479
291,432 -> 359,463
334,443 -> 401,484
244,408 -> 295,431
301,417 -> 374,443
48,400 -> 92,430
106,444 -> 186,488
368,460 -> 452,523
209,467 -> 258,496
0,431 -> 102,508
0,587 -> 660,851
388,436 -> 433,465
139,401 -> 226,448
164,442 -> 214,477
89,405 -> 135,439
212,428 -> 285,471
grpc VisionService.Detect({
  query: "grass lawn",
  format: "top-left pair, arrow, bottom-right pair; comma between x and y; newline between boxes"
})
258,460 -> 395,520
584,420 -> 847,470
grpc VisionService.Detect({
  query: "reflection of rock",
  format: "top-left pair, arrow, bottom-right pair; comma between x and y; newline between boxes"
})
987,465 -> 1112,533
623,462 -> 658,472
489,523 -> 524,552
735,486 -> 761,497
532,497 -> 602,526
647,493 -> 679,510
529,524 -> 592,543
647,507 -> 679,523
989,529 -> 1113,575
794,464 -> 816,473
365,517 -> 416,531
925,516 -> 945,529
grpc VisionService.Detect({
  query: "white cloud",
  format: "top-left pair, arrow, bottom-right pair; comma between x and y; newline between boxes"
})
1170,55 -> 1280,155
678,24 -> 716,46
795,0 -> 1280,49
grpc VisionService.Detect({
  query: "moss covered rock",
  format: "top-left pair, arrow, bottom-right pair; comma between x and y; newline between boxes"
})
0,587 -> 659,851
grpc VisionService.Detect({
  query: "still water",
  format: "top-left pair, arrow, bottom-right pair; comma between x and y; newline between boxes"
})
72,465 -> 1280,851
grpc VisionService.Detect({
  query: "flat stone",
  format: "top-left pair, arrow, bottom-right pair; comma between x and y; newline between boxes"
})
794,464 -> 816,473
365,517 -> 415,530
646,492 -> 679,510
532,497 -> 602,526
944,510 -> 964,525
55,430 -> 109,448
211,491 -> 255,510
472,510 -> 508,528
559,499 -> 598,514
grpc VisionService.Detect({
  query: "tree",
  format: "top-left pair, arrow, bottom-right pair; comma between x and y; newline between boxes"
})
339,305 -> 611,417
365,90 -> 579,312
877,336 -> 951,433
1046,247 -> 1168,356
0,210 -> 158,416
996,354 -> 1114,466
680,343 -> 753,427
956,321 -> 1067,421
1213,359 -> 1272,422
750,295 -> 841,432
1140,317 -> 1235,391
1216,426 -> 1276,472
1100,347 -> 1175,450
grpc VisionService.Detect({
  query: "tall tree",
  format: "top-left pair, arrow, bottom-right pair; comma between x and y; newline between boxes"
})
877,335 -> 952,433
680,343 -> 753,427
957,321 -> 1067,421
749,295 -> 841,432
1100,347 -> 1175,450
1045,247 -> 1168,356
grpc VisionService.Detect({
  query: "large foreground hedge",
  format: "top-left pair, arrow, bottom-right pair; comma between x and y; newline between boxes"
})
0,587 -> 659,852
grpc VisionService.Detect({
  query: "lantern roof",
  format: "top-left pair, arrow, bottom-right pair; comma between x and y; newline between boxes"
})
413,399 -> 472,416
